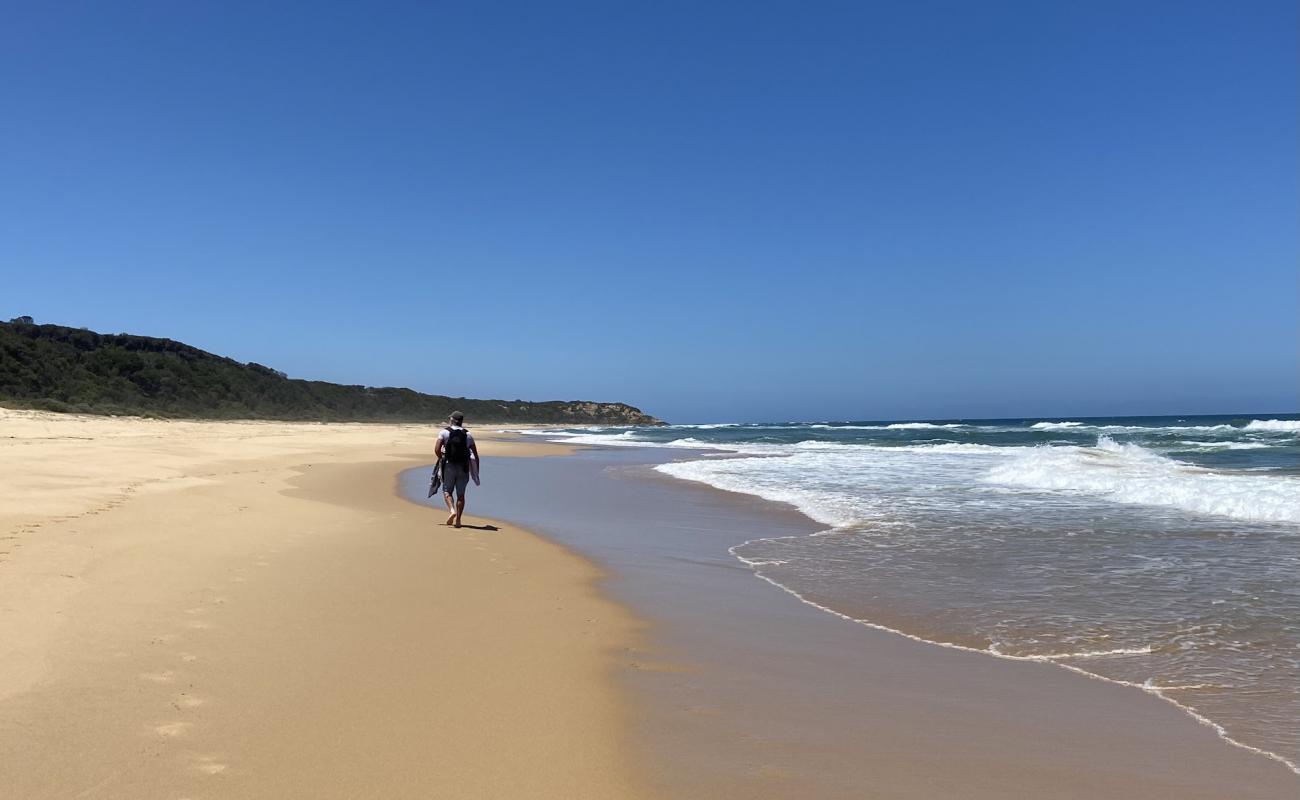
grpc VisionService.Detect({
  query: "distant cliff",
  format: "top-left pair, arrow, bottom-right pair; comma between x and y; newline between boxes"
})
0,319 -> 663,425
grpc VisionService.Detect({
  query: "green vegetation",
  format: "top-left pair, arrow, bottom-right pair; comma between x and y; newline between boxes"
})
0,319 -> 662,425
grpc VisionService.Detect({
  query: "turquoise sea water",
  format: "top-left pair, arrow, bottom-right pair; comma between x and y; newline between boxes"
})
515,414 -> 1300,773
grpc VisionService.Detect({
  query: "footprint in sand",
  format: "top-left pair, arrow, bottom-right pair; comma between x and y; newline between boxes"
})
173,693 -> 205,709
190,754 -> 228,775
141,670 -> 176,683
178,652 -> 199,662
154,721 -> 192,738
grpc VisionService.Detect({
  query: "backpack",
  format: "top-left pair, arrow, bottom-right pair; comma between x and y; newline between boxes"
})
444,427 -> 471,465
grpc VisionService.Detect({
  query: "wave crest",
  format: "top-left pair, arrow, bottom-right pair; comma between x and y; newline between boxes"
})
986,437 -> 1300,524
884,422 -> 965,430
1245,419 -> 1300,432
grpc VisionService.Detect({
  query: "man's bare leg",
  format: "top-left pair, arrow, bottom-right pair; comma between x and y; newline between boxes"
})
443,492 -> 456,526
454,496 -> 465,528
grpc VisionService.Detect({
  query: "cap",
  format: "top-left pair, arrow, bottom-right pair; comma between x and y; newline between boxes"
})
450,411 -> 465,423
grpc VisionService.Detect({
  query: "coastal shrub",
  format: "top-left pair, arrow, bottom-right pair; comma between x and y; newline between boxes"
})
0,320 -> 661,425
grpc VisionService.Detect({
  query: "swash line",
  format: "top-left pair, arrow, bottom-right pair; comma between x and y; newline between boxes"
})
728,534 -> 1300,776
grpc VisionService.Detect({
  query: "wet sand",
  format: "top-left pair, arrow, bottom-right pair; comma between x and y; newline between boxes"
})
422,445 -> 1300,799
0,410 -> 654,799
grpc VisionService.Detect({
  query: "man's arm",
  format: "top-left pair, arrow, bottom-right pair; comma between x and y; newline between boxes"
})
434,434 -> 445,461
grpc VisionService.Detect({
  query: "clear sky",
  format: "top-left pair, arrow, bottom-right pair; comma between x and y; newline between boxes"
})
2,1 -> 1296,423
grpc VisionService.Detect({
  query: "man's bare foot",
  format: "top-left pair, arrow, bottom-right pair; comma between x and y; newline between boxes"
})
445,513 -> 457,526
453,517 -> 463,528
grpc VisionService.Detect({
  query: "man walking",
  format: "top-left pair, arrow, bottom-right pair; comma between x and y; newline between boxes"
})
434,411 -> 479,528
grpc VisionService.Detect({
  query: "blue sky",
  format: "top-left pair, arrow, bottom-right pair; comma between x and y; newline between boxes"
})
2,1 -> 1296,422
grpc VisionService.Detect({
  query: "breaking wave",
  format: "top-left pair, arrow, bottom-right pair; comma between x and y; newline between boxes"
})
1245,419 -> 1300,432
986,437 -> 1300,524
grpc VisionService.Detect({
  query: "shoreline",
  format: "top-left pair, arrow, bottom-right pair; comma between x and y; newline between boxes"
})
510,427 -> 1300,777
452,440 -> 1299,798
726,531 -> 1300,776
0,410 -> 656,798
696,460 -> 1300,780
694,481 -> 1300,777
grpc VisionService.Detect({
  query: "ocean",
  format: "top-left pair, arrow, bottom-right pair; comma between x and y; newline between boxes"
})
513,414 -> 1300,773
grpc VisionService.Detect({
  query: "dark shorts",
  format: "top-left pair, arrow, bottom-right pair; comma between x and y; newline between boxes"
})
442,462 -> 471,499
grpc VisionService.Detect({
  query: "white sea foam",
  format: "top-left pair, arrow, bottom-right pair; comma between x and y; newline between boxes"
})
1177,440 -> 1271,450
503,426 -> 615,436
989,644 -> 1155,660
987,437 -> 1300,524
794,421 -> 972,431
1033,421 -> 1241,434
556,430 -> 642,444
891,442 -> 1005,454
552,431 -> 783,455
672,422 -> 741,429
1031,421 -> 1086,430
807,424 -> 890,430
802,423 -> 963,431
551,420 -> 1299,528
884,422 -> 965,430
1245,419 -> 1300,432
656,441 -> 1012,528
1029,420 -> 1297,435
654,434 -> 1300,530
1028,419 -> 1296,436
658,456 -> 876,528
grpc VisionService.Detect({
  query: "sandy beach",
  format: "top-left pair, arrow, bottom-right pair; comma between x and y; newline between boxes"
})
0,410 -> 655,798
3,409 -> 1296,799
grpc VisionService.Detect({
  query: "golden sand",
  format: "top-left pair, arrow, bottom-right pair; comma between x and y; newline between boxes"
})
0,409 -> 654,798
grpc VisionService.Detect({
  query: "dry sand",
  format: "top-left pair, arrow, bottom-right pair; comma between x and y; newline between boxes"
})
0,409 -> 655,799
